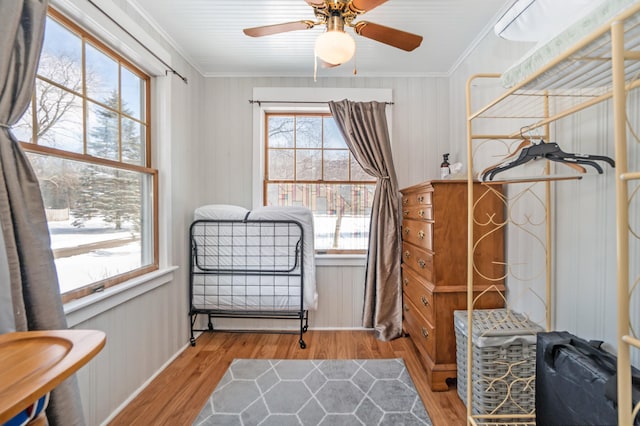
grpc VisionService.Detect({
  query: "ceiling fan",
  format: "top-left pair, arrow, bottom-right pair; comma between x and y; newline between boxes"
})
243,0 -> 423,67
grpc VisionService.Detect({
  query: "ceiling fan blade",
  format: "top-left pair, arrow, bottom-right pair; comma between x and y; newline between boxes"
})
243,20 -> 315,37
349,0 -> 388,13
354,21 -> 423,51
305,0 -> 325,6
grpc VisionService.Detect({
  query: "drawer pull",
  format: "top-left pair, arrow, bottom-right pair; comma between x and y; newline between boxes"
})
403,278 -> 409,287
418,230 -> 425,239
418,210 -> 425,218
417,195 -> 425,203
404,251 -> 411,259
421,327 -> 429,339
418,259 -> 426,269
402,198 -> 408,206
403,210 -> 409,217
404,228 -> 410,235
421,295 -> 429,306
404,305 -> 409,312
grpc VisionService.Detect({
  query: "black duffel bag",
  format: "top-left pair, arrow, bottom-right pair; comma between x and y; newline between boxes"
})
536,331 -> 640,425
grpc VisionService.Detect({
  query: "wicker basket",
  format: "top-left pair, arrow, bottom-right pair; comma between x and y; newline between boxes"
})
454,309 -> 543,421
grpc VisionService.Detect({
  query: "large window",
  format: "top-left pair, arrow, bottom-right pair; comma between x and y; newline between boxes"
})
15,9 -> 157,302
264,113 -> 376,253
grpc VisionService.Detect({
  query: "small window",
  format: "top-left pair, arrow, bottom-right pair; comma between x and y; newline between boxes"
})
16,8 -> 157,302
264,113 -> 376,253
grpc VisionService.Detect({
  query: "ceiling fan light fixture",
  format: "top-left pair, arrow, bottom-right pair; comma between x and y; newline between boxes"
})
314,30 -> 356,65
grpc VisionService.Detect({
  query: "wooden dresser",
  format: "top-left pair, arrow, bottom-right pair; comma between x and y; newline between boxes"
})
400,180 -> 505,391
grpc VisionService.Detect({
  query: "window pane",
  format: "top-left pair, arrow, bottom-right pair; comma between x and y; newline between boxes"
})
296,116 -> 322,148
324,117 -> 347,149
351,157 -> 373,181
14,104 -> 33,143
121,67 -> 144,120
264,113 -> 373,252
26,153 -> 154,294
265,182 -> 374,250
40,18 -> 82,92
268,149 -> 294,180
86,43 -> 118,105
268,116 -> 294,148
296,149 -> 321,180
122,117 -> 145,165
324,150 -> 349,181
36,80 -> 84,153
87,101 -> 119,160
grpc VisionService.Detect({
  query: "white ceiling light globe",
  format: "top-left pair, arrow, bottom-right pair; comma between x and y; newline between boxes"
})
314,30 -> 356,65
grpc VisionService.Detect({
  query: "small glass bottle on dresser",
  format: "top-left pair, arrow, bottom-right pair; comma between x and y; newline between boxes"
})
440,153 -> 450,179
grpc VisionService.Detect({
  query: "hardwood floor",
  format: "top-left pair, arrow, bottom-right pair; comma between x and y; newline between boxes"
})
109,330 -> 466,425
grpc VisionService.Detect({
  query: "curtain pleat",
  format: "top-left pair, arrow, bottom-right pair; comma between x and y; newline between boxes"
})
0,1 -> 85,424
328,100 -> 402,341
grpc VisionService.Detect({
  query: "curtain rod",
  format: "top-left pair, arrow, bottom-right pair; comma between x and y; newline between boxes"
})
248,100 -> 394,106
86,0 -> 188,84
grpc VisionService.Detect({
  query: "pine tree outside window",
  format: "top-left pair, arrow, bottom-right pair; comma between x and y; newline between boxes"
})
15,9 -> 157,302
264,113 -> 376,253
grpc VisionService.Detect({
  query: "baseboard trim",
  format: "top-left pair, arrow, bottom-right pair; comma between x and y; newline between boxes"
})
207,326 -> 371,331
99,335 -> 200,425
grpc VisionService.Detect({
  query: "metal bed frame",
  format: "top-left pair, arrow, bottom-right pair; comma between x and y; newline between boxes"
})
189,218 -> 309,349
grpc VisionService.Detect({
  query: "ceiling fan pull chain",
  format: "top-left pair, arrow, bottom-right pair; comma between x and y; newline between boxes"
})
314,54 -> 318,82
353,48 -> 357,75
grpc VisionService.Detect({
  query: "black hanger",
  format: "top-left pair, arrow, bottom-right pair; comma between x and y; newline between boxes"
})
482,140 -> 615,181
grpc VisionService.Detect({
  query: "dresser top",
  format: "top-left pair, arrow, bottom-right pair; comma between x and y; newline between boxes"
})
400,179 -> 477,193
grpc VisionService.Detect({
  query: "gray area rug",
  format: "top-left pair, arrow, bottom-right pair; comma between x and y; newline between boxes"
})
194,358 -> 432,426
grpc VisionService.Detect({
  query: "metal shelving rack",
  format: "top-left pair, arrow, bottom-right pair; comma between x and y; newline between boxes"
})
465,3 -> 640,424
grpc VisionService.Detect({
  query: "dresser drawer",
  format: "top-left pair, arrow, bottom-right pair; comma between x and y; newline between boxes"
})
402,219 -> 433,250
402,189 -> 432,207
402,242 -> 434,283
403,297 -> 436,359
402,205 -> 433,221
402,266 -> 434,325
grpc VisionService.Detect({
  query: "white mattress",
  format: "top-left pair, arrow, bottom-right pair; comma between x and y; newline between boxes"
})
191,274 -> 304,312
194,204 -> 249,220
191,205 -> 318,311
501,0 -> 638,88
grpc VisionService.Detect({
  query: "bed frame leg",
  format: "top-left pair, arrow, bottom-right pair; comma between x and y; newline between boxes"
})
298,310 -> 308,349
189,312 -> 197,346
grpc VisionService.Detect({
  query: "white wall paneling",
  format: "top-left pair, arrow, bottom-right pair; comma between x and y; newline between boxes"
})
202,76 -> 450,206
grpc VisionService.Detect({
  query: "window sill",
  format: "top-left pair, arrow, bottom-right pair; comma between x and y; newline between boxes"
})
315,254 -> 367,267
64,266 -> 178,327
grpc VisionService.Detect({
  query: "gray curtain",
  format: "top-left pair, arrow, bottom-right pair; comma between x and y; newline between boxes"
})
328,100 -> 402,341
0,1 -> 85,424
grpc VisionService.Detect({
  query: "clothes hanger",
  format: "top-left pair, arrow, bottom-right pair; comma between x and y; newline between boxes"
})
482,139 -> 614,181
479,138 -> 533,179
479,127 -> 543,179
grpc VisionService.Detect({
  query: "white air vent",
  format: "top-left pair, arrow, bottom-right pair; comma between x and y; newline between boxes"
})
494,0 -> 604,43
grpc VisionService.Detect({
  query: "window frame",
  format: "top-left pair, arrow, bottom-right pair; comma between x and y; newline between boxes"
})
263,112 -> 376,254
19,7 -> 158,303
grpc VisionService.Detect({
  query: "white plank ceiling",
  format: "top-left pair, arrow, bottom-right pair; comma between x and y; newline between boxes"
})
129,0 -> 512,77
